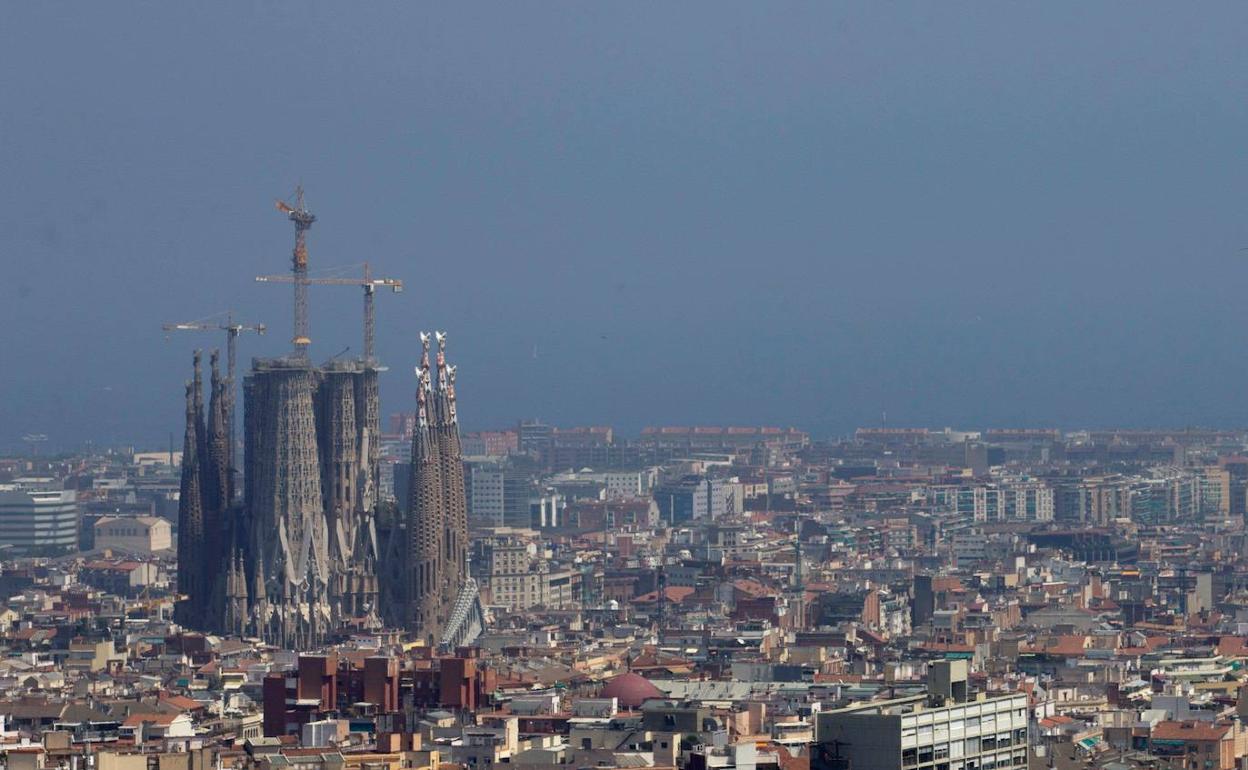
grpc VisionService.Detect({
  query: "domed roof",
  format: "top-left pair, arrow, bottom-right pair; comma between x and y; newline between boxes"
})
600,672 -> 663,708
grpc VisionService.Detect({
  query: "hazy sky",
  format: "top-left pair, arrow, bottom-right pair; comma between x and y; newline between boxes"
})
3,3 -> 1248,451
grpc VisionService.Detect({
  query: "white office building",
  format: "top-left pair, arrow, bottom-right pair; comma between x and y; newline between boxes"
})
815,662 -> 1029,770
0,488 -> 79,554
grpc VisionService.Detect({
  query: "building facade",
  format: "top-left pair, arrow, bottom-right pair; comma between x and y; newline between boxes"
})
468,466 -> 534,530
94,516 -> 172,553
653,476 -> 742,525
0,488 -> 78,555
816,684 -> 1028,770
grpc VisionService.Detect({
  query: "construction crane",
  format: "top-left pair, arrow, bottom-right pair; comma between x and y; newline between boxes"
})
255,262 -> 403,365
162,311 -> 266,392
275,185 -> 317,358
162,311 -> 266,465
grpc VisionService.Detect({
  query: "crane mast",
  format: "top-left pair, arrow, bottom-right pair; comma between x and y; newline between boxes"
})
363,263 -> 375,365
275,186 -> 316,359
363,262 -> 379,365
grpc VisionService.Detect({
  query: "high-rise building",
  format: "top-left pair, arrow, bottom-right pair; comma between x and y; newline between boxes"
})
0,487 -> 79,555
813,662 -> 1030,770
468,465 -> 534,530
653,476 -> 742,524
1199,466 -> 1232,518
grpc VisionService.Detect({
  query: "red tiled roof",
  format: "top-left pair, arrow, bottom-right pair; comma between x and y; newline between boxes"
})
1039,715 -> 1075,729
1151,721 -> 1230,742
1217,636 -> 1248,658
159,694 -> 201,711
732,579 -> 771,598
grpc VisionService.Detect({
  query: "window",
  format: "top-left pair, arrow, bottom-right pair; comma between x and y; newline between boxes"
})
903,749 -> 918,767
965,738 -> 980,754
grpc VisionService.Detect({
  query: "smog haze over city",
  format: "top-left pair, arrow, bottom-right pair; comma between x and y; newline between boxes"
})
4,3 -> 1248,451
15,5 -> 1248,768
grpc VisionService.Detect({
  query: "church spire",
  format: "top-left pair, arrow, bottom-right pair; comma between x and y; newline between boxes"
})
176,356 -> 206,626
192,350 -> 206,457
407,333 -> 446,643
204,352 -> 230,520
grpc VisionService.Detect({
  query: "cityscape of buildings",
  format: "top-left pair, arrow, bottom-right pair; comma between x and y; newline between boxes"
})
14,2 -> 1248,769
3,153 -> 1248,770
12,385 -> 1248,770
9,193 -> 1248,770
